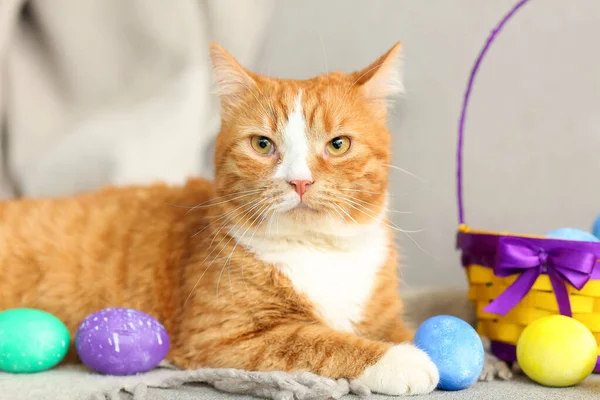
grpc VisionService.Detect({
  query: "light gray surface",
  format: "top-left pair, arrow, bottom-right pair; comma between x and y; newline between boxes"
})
255,0 -> 600,288
136,376 -> 600,400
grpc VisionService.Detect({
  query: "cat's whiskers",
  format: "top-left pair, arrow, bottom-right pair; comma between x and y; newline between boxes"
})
227,203 -> 275,294
337,196 -> 422,234
232,203 -> 276,286
191,196 -> 263,238
206,197 -> 271,258
328,204 -> 346,221
216,202 -> 273,301
324,209 -> 336,224
169,192 -> 248,209
352,182 -> 383,188
337,193 -> 437,262
383,164 -> 427,184
265,203 -> 279,237
342,195 -> 434,258
183,197 -> 271,307
336,193 -> 409,214
185,193 -> 262,217
203,194 -> 276,297
310,200 -> 347,223
191,207 -> 246,239
169,189 -> 263,215
339,188 -> 390,196
335,196 -> 433,257
206,196 -> 270,247
341,186 -> 426,198
239,205 -> 277,291
333,203 -> 360,226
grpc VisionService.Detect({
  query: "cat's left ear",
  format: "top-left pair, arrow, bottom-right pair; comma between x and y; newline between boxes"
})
209,43 -> 257,98
354,42 -> 404,105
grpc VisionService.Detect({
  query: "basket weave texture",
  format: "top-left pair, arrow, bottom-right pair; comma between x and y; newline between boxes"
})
459,227 -> 600,371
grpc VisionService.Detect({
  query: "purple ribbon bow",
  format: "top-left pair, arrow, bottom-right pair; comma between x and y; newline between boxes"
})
483,237 -> 596,317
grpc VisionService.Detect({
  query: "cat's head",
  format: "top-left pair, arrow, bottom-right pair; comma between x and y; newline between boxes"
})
210,42 -> 403,235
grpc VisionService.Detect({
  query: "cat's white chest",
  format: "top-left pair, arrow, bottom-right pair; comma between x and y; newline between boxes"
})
241,225 -> 389,332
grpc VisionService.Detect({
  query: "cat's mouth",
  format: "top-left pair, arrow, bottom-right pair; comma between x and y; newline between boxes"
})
275,193 -> 320,215
290,202 -> 317,213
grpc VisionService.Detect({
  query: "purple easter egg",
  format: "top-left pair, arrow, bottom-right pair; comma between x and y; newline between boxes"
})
75,308 -> 170,375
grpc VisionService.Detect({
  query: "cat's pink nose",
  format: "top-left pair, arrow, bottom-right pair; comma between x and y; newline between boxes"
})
289,180 -> 313,198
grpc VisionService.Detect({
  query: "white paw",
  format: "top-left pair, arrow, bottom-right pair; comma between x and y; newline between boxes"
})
357,344 -> 439,395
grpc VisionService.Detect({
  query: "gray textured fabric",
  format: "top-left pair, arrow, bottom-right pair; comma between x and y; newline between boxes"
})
2,365 -> 599,400
0,365 -> 369,400
135,375 -> 600,400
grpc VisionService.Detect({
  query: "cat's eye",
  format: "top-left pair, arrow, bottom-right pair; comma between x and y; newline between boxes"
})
251,136 -> 275,155
326,136 -> 351,156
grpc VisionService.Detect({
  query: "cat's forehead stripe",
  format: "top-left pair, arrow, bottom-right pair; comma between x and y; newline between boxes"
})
307,101 -> 318,127
274,90 -> 312,182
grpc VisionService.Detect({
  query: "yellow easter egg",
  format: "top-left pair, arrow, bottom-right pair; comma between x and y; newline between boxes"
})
517,315 -> 597,387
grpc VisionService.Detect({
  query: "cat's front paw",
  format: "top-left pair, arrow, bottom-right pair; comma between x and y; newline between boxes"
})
357,344 -> 439,395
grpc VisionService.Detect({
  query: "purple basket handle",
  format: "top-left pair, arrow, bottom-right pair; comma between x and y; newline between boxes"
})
457,0 -> 532,225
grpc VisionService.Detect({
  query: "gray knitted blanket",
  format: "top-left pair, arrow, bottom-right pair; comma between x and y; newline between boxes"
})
0,364 -> 371,400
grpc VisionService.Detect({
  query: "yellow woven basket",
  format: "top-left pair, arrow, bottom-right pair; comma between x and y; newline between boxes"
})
455,0 -> 600,371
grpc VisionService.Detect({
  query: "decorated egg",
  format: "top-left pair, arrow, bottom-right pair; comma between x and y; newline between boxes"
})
0,308 -> 70,373
75,308 -> 170,375
546,228 -> 599,242
414,315 -> 484,391
517,315 -> 597,387
592,216 -> 600,239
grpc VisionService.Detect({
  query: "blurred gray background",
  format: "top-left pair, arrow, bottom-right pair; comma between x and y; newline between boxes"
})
256,0 -> 600,289
2,0 -> 599,289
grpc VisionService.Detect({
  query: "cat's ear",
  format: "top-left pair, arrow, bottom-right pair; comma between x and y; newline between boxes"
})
354,42 -> 404,104
209,43 -> 257,98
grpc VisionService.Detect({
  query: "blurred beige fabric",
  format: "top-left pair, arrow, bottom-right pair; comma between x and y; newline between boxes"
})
0,0 -> 273,199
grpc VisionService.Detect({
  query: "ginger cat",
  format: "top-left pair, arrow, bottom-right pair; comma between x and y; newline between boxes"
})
0,42 -> 439,395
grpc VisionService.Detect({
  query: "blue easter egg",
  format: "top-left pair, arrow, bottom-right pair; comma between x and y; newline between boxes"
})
414,315 -> 484,391
546,228 -> 600,242
592,216 -> 600,239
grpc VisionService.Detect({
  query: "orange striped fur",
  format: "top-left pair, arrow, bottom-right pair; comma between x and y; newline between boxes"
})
0,42 -> 439,395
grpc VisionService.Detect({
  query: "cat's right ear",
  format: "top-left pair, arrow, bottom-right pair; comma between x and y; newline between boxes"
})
209,43 -> 256,99
354,42 -> 404,107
